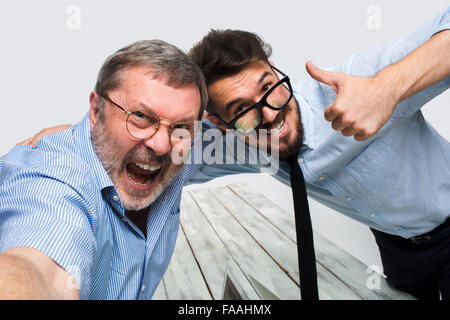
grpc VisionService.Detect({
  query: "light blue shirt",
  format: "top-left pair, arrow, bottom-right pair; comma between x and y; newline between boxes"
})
0,114 -> 194,299
0,6 -> 448,300
191,6 -> 450,239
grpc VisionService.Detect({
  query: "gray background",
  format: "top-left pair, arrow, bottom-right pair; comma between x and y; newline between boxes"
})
0,0 -> 449,271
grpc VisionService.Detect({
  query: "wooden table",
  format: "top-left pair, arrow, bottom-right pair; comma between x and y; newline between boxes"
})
153,183 -> 415,300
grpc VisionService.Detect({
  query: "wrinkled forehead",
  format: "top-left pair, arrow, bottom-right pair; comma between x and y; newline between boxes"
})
111,67 -> 201,122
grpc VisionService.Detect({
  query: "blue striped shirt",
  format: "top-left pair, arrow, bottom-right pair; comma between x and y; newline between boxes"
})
0,114 -> 198,299
1,6 -> 449,299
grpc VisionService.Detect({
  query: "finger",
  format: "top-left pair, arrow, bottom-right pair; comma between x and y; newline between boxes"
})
17,138 -> 33,146
354,129 -> 376,142
305,61 -> 340,91
330,117 -> 346,131
341,126 -> 357,137
29,134 -> 45,147
324,104 -> 339,123
354,132 -> 368,142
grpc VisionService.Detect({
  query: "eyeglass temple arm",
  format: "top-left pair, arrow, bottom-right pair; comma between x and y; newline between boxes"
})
270,65 -> 287,77
100,94 -> 131,115
211,113 -> 235,129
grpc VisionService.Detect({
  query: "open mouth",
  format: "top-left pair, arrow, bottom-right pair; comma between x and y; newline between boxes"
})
268,115 -> 288,137
125,161 -> 161,190
270,117 -> 285,134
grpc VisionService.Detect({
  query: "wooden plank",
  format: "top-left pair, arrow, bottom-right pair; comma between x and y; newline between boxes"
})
179,190 -> 260,300
227,183 -> 415,300
313,231 -> 415,300
152,279 -> 168,300
157,223 -> 212,300
211,185 -> 361,300
189,188 -> 301,300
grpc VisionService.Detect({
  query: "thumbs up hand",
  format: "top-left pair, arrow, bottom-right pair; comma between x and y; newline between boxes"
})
305,61 -> 398,141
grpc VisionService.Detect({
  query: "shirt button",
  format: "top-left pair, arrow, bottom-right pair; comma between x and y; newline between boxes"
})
346,196 -> 352,201
369,213 -> 375,218
141,284 -> 146,292
112,195 -> 120,202
319,175 -> 325,181
299,158 -> 304,163
121,217 -> 127,223
394,226 -> 399,231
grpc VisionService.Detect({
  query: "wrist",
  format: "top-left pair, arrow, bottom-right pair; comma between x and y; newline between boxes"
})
373,67 -> 405,108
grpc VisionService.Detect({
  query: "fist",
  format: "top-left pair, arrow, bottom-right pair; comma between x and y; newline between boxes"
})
305,61 -> 397,141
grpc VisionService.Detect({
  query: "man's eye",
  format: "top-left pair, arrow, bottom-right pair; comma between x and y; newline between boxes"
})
133,111 -> 147,119
262,82 -> 273,92
174,123 -> 190,130
235,105 -> 248,114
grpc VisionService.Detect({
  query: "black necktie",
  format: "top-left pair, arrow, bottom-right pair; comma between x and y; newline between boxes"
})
286,152 -> 319,300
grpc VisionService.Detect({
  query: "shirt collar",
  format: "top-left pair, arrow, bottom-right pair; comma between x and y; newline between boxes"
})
294,90 -> 316,150
73,113 -> 115,191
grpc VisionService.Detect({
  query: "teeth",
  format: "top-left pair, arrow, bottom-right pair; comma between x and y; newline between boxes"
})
135,162 -> 161,171
127,172 -> 152,186
270,118 -> 285,134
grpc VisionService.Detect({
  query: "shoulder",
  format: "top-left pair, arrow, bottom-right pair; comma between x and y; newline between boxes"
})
0,129 -> 98,207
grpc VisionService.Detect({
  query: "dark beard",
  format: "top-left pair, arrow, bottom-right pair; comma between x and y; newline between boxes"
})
279,104 -> 304,159
260,98 -> 304,160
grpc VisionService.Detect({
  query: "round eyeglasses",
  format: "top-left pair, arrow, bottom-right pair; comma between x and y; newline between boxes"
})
214,65 -> 293,135
100,94 -> 194,147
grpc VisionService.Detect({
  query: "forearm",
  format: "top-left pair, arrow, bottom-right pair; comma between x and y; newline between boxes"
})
0,252 -> 54,299
0,249 -> 78,300
376,29 -> 450,104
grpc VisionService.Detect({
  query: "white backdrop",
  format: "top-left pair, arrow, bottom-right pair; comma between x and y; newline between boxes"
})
0,0 -> 449,270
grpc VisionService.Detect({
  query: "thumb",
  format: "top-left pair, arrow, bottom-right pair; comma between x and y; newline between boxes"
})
305,61 -> 340,91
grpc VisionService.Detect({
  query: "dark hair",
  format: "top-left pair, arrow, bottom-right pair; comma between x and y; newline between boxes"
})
95,40 -> 208,119
189,29 -> 272,89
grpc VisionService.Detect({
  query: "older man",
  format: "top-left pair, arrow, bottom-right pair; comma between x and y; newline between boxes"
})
0,40 -> 208,299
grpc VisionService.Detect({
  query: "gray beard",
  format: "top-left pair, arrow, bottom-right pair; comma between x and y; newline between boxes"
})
90,116 -> 184,212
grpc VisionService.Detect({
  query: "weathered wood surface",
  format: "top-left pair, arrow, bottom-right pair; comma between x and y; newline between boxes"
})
153,183 -> 415,300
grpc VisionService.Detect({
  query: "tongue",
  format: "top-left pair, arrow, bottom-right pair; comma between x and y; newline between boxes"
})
127,162 -> 156,185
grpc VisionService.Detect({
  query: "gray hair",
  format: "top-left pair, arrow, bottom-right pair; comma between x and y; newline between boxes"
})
94,40 -> 208,118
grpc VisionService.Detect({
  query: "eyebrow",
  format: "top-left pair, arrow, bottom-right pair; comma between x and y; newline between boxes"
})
134,102 -> 196,123
225,71 -> 272,112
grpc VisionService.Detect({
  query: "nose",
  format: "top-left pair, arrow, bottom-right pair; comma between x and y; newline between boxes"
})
260,106 -> 279,125
143,125 -> 172,157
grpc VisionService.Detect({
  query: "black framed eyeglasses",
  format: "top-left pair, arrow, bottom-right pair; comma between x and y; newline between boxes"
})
214,65 -> 293,135
99,94 -> 193,146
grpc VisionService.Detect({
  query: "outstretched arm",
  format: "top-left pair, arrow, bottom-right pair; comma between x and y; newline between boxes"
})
0,247 -> 79,299
306,29 -> 450,141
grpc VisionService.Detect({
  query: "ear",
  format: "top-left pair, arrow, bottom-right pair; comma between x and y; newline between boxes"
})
206,112 -> 227,134
89,91 -> 100,129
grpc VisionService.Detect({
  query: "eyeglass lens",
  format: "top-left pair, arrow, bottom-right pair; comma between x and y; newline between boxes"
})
233,81 -> 291,134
